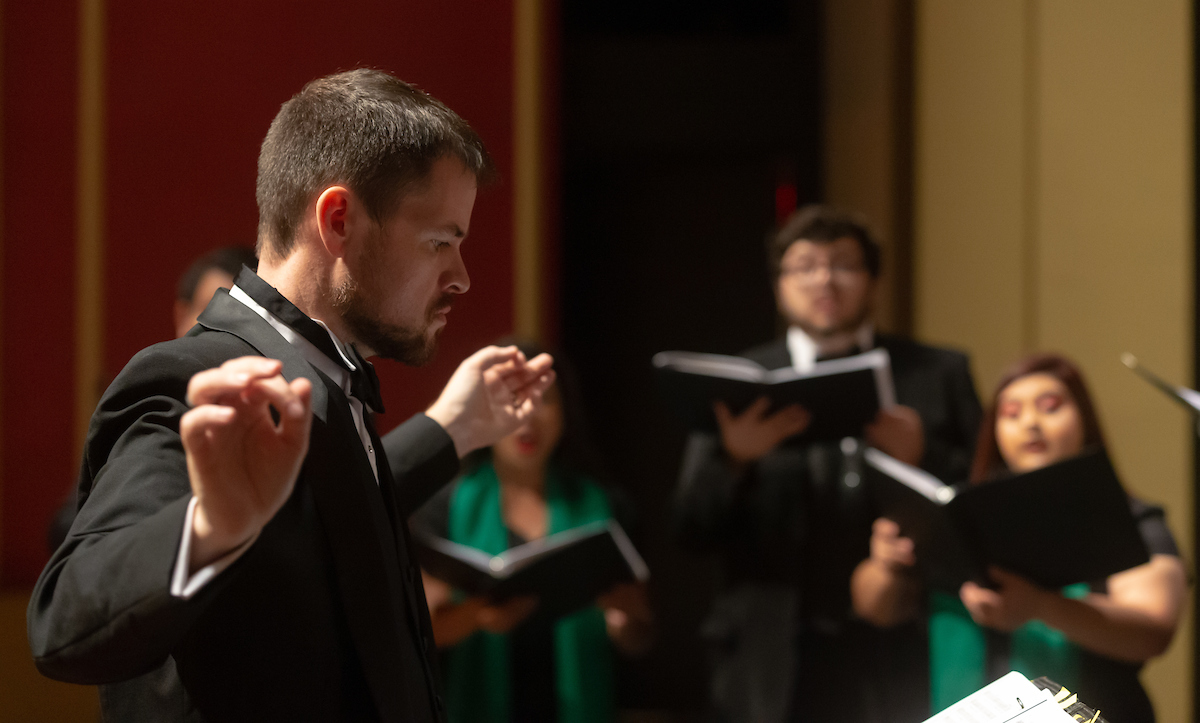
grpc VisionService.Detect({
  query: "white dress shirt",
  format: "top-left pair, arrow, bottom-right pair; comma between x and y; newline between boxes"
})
785,323 -> 875,372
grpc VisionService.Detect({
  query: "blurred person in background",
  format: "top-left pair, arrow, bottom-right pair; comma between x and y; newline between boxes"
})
415,339 -> 654,723
47,244 -> 257,552
673,205 -> 982,722
852,353 -> 1188,721
173,246 -> 258,338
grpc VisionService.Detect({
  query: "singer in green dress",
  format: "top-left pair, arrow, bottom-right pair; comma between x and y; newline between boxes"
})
851,353 -> 1187,722
414,342 -> 654,723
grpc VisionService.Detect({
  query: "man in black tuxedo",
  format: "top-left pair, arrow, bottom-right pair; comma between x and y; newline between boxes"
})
27,69 -> 555,722
674,205 -> 981,723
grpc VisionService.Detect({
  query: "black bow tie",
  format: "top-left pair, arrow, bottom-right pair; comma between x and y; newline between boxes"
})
346,344 -> 386,414
233,267 -> 386,413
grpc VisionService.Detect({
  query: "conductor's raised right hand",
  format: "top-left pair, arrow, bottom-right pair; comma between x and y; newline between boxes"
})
714,397 -> 810,465
181,356 -> 312,570
426,345 -> 555,457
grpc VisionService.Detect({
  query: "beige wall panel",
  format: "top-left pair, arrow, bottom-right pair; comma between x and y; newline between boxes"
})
913,0 -> 1028,392
824,0 -> 895,219
0,593 -> 97,721
916,0 -> 1194,717
825,0 -> 906,332
1035,1 -> 1193,717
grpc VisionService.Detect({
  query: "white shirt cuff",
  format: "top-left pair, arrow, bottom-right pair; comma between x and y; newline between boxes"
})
170,496 -> 258,599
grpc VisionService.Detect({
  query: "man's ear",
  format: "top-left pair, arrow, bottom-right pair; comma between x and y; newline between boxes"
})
314,186 -> 359,259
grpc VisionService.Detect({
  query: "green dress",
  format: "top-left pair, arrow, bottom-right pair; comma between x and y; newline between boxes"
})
928,497 -> 1178,722
440,460 -> 617,723
929,584 -> 1090,712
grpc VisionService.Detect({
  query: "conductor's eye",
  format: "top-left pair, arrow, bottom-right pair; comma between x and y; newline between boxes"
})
998,401 -> 1021,419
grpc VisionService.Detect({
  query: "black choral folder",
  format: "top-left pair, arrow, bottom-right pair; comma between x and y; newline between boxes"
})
864,447 -> 1149,592
411,519 -> 649,621
652,348 -> 897,440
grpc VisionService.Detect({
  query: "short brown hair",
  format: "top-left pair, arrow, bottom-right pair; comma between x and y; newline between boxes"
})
969,353 -> 1108,482
255,68 -> 495,258
767,204 -> 882,281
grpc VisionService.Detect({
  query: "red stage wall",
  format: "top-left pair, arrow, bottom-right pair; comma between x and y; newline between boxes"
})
1,0 -> 544,586
1,1 -> 83,589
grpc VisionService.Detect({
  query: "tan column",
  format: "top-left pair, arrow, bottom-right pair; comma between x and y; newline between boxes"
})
75,0 -> 105,451
0,0 -> 5,567
513,0 -> 545,341
824,0 -> 915,334
913,0 -> 1029,388
1035,4 -> 1193,715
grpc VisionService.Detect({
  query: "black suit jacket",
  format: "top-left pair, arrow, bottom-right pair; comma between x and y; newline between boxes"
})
27,290 -> 459,722
673,333 -> 982,723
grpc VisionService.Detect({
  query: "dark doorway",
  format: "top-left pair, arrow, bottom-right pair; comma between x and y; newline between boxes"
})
560,2 -> 824,715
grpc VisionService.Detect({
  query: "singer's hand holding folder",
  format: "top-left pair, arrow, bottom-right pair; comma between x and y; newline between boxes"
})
865,448 -> 1149,591
652,348 -> 896,440
411,520 -> 649,621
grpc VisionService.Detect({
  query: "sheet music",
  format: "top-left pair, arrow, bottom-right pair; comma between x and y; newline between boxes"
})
922,672 -> 1075,723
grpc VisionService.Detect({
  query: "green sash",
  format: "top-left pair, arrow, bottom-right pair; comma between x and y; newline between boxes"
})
445,460 -> 615,723
929,583 -> 1090,712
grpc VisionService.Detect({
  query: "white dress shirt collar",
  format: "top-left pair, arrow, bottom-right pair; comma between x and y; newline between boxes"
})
227,284 -> 378,482
228,285 -> 357,386
172,283 -> 382,601
786,323 -> 875,372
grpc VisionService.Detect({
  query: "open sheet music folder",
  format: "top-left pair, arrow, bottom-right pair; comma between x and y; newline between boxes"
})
922,672 -> 1108,723
651,347 -> 896,440
411,519 -> 649,621
864,448 -> 1149,591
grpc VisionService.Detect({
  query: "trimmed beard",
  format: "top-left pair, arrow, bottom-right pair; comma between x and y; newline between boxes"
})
331,270 -> 447,367
790,300 -> 873,341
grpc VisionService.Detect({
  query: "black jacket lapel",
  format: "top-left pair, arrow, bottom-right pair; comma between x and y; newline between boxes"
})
368,420 -> 438,659
305,392 -> 419,720
195,291 -> 331,425
196,290 -> 422,721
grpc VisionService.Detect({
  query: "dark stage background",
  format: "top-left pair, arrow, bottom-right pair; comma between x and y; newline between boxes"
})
560,0 -> 823,712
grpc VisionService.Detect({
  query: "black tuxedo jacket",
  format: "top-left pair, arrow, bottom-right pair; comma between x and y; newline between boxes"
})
673,333 -> 982,723
28,290 -> 459,722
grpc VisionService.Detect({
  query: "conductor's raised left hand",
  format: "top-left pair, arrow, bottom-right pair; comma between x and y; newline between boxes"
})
426,345 -> 556,457
181,356 -> 313,569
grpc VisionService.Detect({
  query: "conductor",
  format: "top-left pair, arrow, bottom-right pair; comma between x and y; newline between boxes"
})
27,69 -> 555,723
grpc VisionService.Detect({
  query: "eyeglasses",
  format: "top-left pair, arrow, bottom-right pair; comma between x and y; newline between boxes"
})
779,260 -> 868,284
